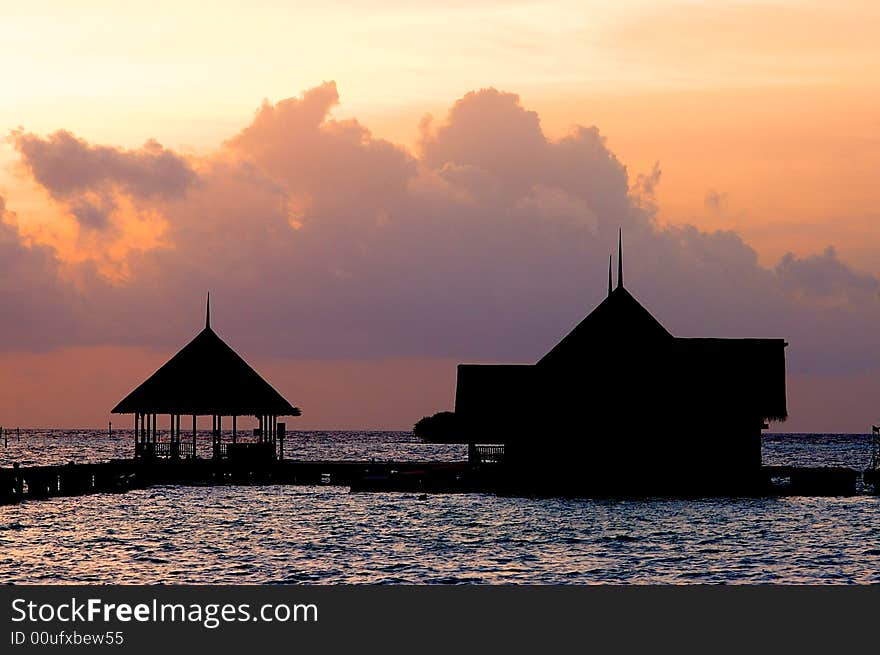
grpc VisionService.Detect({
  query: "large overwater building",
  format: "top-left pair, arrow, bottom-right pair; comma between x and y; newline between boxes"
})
455,234 -> 788,494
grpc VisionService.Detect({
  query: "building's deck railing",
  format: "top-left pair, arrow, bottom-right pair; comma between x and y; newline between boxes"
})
469,444 -> 505,465
871,426 -> 879,470
135,441 -> 196,459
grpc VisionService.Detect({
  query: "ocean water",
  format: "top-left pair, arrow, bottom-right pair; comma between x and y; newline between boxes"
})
1,431 -> 879,584
0,429 -> 467,468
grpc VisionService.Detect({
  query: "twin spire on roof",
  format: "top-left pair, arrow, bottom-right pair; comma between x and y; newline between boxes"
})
607,228 -> 624,297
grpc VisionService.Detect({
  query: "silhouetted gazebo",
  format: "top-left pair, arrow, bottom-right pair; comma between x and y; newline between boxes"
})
112,296 -> 300,460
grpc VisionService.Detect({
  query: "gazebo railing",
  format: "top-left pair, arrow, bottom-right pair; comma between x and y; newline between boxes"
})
134,434 -> 279,461
214,441 -> 276,461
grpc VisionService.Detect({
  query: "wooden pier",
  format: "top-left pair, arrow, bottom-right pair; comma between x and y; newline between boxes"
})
0,458 -> 876,505
0,458 -> 473,505
763,465 -> 862,496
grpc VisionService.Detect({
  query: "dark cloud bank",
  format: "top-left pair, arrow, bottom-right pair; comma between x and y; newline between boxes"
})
3,82 -> 879,379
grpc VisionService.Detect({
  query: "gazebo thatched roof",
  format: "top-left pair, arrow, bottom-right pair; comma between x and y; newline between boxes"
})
112,303 -> 299,417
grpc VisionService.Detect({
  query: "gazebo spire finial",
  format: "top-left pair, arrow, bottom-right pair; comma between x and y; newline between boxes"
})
206,292 -> 211,329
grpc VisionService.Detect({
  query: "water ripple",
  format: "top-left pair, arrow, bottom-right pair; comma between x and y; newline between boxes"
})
1,485 -> 879,584
2,432 -> 879,583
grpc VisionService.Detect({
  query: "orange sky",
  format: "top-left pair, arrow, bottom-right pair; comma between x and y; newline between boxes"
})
3,1 -> 879,273
1,1 -> 879,429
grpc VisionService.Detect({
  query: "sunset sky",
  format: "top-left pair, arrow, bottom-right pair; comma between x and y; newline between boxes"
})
1,0 -> 879,430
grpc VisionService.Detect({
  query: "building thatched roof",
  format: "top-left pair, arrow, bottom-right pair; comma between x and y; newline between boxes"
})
673,338 -> 788,421
455,232 -> 789,441
112,321 -> 300,417
535,286 -> 787,422
453,365 -> 535,444
538,286 -> 672,368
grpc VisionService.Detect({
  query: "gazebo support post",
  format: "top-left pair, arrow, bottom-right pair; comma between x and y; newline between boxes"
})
232,416 -> 237,445
279,421 -> 284,461
192,415 -> 196,459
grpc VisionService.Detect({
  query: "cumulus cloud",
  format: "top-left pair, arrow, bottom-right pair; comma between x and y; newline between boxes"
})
0,197 -> 81,349
12,131 -> 196,203
9,130 -> 196,245
776,246 -> 880,306
226,81 -> 416,222
3,83 -> 880,382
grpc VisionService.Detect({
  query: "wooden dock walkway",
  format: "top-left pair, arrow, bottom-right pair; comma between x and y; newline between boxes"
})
0,459 -> 875,504
0,459 -> 472,505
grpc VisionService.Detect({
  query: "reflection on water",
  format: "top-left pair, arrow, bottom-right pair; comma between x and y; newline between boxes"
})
0,430 -> 467,468
2,486 -> 879,584
2,430 -> 873,469
1,431 -> 878,584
